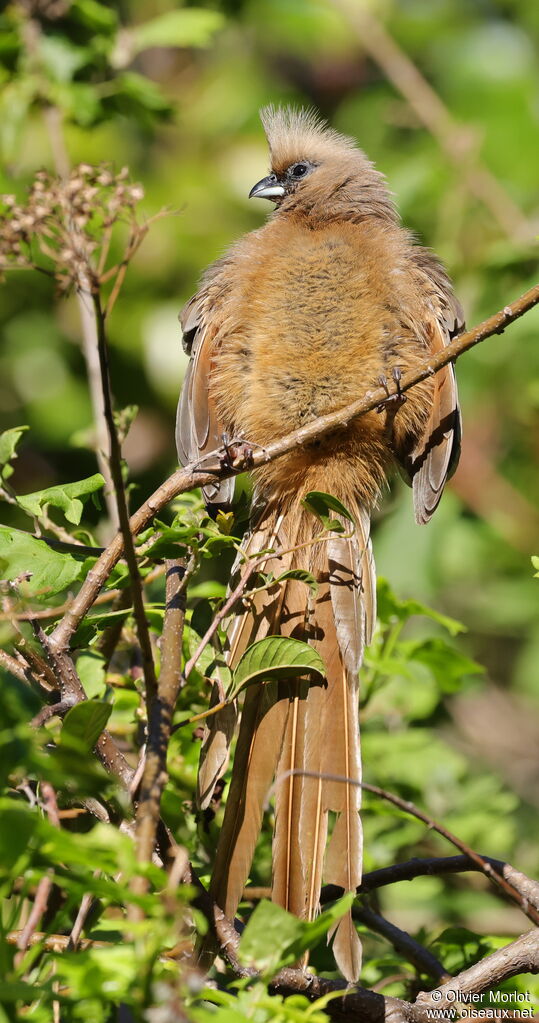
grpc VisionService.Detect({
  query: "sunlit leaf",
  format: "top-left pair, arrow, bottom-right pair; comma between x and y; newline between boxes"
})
302,491 -> 354,532
0,527 -> 84,597
16,473 -> 104,525
229,635 -> 325,699
377,578 -> 465,635
239,894 -> 354,975
0,425 -> 28,481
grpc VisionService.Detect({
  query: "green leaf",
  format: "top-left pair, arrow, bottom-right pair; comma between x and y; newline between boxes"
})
430,927 -> 494,974
109,71 -> 173,117
406,637 -> 483,692
0,527 -> 83,597
60,701 -> 112,751
71,0 -> 118,33
76,651 -> 106,698
38,35 -> 91,83
532,555 -> 539,577
377,578 -> 465,636
16,473 -> 104,525
239,893 -> 354,975
302,490 -> 354,532
0,425 -> 28,481
0,799 -> 38,878
273,568 -> 319,594
127,10 -> 224,56
229,636 -> 325,700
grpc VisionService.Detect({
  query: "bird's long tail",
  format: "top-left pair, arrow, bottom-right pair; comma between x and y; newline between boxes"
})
197,497 -> 376,982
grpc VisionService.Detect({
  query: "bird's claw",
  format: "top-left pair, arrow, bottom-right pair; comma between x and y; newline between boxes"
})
219,433 -> 263,471
376,366 -> 407,413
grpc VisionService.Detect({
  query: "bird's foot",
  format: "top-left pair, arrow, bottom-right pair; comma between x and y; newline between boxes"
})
219,433 -> 264,471
377,367 -> 407,440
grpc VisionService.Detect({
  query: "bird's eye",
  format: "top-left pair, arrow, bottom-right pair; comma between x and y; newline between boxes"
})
291,163 -> 308,177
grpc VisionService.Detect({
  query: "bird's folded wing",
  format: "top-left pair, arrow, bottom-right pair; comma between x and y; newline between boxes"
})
398,258 -> 463,525
176,288 -> 235,506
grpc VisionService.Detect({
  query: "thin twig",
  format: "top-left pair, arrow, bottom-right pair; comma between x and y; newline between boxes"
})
331,0 -> 532,243
361,781 -> 539,927
68,884 -> 98,950
0,563 -> 165,623
182,554 -> 261,690
131,558 -> 190,905
41,97 -> 118,526
0,647 -> 33,684
34,623 -> 134,788
49,281 -> 539,655
91,289 -> 157,709
31,698 -> 77,728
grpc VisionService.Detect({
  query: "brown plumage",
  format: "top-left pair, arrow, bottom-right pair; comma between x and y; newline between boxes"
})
176,106 -> 462,981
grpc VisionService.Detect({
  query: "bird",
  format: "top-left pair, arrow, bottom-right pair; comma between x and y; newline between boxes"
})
176,106 -> 462,982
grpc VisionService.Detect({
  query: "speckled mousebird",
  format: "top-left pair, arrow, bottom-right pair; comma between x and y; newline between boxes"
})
176,107 -> 462,981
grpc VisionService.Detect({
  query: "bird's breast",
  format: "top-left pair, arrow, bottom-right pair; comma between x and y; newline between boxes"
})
234,227 -> 397,430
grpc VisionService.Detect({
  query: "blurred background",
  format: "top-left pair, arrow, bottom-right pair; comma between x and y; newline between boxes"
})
1,0 -> 538,943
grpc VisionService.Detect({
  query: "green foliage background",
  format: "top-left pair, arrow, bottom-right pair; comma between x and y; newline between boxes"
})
0,0 -> 538,1019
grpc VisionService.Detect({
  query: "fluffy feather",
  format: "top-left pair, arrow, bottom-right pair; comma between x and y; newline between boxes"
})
177,105 -> 462,982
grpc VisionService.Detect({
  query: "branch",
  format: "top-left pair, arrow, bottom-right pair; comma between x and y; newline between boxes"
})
131,558 -> 190,901
182,552 -> 262,690
361,782 -> 539,927
353,904 -> 450,983
48,283 -> 539,655
330,0 -> 531,243
35,623 -> 134,788
322,855 -> 539,911
90,290 -> 157,710
0,647 -> 35,686
41,94 -> 118,525
415,930 -> 539,1011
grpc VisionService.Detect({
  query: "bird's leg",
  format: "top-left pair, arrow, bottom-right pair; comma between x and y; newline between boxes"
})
377,366 -> 407,442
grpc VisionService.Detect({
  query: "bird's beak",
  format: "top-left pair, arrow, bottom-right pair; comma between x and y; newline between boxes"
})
249,174 -> 285,201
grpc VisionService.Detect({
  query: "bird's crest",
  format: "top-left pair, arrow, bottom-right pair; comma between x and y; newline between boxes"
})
260,105 -> 356,173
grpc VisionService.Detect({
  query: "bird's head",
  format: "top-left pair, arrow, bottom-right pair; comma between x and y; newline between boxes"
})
249,106 -> 397,223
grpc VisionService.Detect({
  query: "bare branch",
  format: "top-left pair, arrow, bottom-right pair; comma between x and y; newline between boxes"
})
361,782 -> 539,927
322,855 -> 539,911
15,782 -> 59,958
415,930 -> 539,1011
34,623 -> 134,788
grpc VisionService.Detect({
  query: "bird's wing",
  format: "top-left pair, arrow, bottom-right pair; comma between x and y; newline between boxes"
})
397,252 -> 463,524
176,277 -> 235,507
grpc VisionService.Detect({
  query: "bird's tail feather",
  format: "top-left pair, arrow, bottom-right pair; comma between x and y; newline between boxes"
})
199,499 -> 375,983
